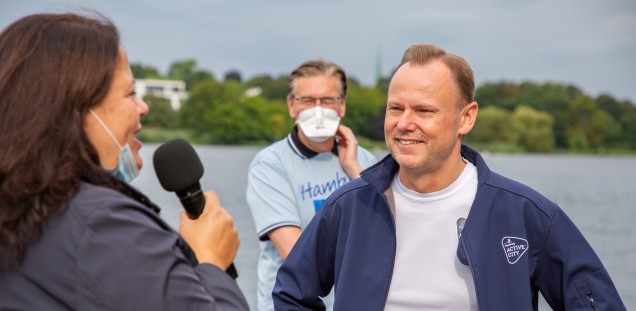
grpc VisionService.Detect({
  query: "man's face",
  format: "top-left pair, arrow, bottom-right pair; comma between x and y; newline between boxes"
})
287,75 -> 345,119
384,60 -> 474,177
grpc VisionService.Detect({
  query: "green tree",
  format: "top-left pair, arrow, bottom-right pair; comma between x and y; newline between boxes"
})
511,106 -> 555,152
344,83 -> 387,140
621,110 -> 636,148
596,94 -> 624,120
475,81 -> 582,148
204,100 -> 256,144
130,63 -> 162,79
475,81 -> 520,111
519,83 -> 581,149
594,110 -> 622,148
167,59 -> 215,91
224,69 -> 242,82
374,68 -> 396,95
596,94 -> 634,147
239,96 -> 293,142
202,90 -> 292,144
566,95 -> 615,149
517,82 -> 581,113
180,80 -> 240,139
180,80 -> 292,144
567,127 -> 589,151
141,95 -> 179,129
468,106 -> 516,143
245,74 -> 289,101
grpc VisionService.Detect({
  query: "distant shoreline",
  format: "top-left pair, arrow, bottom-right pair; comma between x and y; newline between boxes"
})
138,128 -> 636,156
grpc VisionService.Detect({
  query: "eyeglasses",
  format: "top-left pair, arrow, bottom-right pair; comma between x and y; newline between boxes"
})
293,96 -> 342,108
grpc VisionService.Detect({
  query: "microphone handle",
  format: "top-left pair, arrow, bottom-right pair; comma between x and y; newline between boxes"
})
177,185 -> 239,279
225,262 -> 239,279
177,184 -> 205,219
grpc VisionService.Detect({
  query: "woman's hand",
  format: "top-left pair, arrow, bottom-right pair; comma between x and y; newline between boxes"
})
179,191 -> 239,270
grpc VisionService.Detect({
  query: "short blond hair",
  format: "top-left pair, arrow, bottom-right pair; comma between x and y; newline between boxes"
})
399,44 -> 475,107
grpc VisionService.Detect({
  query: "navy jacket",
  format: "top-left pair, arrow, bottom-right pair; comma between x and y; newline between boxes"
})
0,182 -> 248,310
274,145 -> 625,310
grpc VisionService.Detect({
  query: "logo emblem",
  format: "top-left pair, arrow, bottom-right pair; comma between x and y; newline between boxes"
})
501,236 -> 528,264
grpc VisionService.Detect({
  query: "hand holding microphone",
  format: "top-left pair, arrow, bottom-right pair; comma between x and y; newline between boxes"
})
179,191 -> 239,273
153,139 -> 239,279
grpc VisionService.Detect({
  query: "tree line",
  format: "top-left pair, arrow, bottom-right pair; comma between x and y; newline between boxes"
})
133,59 -> 636,152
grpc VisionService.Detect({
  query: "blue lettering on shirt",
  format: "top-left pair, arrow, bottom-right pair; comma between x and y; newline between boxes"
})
301,182 -> 312,201
313,199 -> 326,212
300,172 -> 349,201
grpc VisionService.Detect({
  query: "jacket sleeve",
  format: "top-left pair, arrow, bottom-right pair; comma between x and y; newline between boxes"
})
195,264 -> 251,310
76,197 -> 249,311
273,202 -> 337,310
535,208 -> 626,310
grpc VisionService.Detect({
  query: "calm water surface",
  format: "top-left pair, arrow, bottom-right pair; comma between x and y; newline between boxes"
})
132,144 -> 636,310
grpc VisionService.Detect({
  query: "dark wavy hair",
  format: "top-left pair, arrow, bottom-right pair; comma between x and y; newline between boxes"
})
0,12 -> 123,269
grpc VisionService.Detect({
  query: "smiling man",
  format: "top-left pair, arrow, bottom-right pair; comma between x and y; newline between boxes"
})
273,44 -> 625,310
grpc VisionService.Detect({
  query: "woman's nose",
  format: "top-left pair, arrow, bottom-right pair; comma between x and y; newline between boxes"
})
137,97 -> 149,117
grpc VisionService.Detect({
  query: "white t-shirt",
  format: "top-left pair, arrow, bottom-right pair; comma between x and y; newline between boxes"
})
385,160 -> 478,311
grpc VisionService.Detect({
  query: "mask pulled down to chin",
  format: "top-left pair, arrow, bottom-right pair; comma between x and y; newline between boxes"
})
89,109 -> 140,183
109,144 -> 140,183
296,106 -> 341,143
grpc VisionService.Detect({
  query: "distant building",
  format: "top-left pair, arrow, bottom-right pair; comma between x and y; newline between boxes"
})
135,79 -> 188,110
245,87 -> 262,98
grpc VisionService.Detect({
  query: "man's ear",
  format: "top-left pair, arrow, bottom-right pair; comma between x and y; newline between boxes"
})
338,98 -> 346,118
287,96 -> 296,119
458,101 -> 478,135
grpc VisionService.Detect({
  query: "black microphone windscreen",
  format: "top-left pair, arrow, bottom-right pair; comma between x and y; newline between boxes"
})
153,139 -> 204,192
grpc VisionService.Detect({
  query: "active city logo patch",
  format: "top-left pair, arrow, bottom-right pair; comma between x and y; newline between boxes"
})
501,236 -> 529,264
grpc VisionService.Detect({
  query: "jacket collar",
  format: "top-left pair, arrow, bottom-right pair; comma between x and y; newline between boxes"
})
115,179 -> 162,214
360,144 -> 491,193
286,125 -> 338,159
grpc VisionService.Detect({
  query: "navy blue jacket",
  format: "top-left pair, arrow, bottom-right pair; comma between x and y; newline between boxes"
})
274,146 -> 625,310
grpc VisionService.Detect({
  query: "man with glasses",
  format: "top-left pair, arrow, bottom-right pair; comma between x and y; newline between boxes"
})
246,60 -> 377,311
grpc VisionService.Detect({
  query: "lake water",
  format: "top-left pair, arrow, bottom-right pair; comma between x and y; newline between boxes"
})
131,144 -> 636,310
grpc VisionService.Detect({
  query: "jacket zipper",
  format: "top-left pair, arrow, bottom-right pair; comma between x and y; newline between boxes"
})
586,294 -> 599,311
461,235 -> 482,309
379,193 -> 397,310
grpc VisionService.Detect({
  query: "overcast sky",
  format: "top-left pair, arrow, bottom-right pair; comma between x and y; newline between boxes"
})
2,0 -> 635,102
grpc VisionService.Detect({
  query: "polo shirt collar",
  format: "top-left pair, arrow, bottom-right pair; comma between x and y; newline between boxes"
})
287,125 -> 338,159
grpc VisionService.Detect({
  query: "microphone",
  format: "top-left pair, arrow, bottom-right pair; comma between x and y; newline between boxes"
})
153,138 -> 238,279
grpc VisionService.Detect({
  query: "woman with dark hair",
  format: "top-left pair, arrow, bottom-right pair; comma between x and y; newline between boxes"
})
0,12 -> 248,310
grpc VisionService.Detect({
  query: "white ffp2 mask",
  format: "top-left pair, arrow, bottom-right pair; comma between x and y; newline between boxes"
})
296,106 -> 341,142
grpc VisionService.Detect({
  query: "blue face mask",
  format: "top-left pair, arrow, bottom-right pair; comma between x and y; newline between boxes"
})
89,109 -> 140,183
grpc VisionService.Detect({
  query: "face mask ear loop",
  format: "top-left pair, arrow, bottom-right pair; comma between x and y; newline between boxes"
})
89,109 -> 124,151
